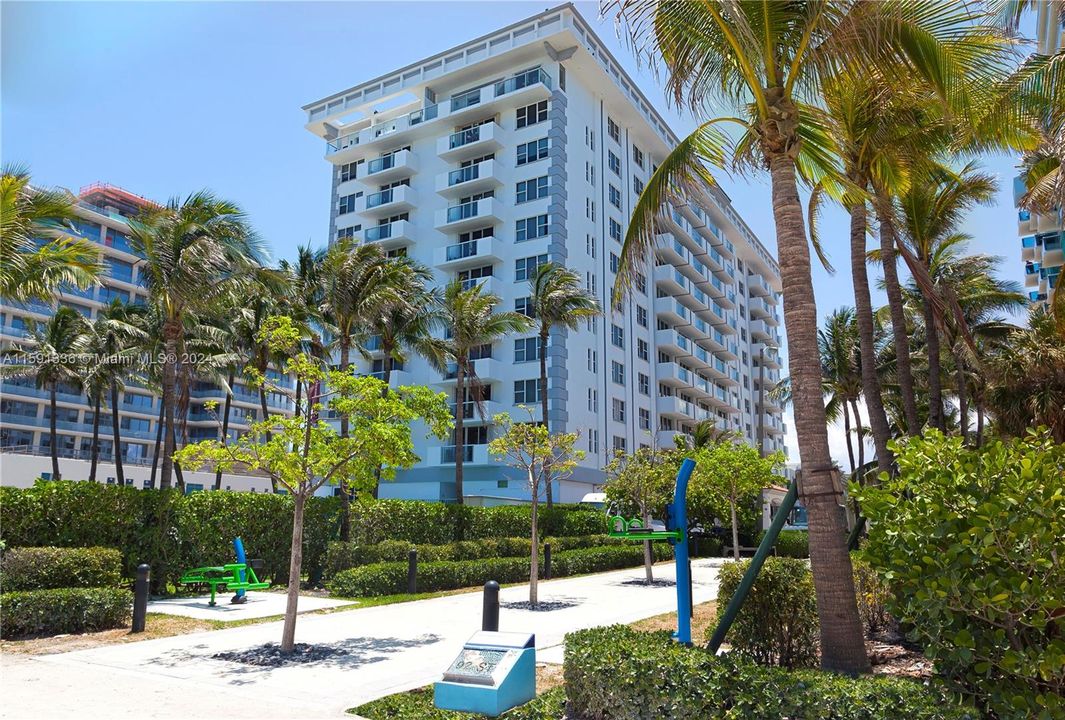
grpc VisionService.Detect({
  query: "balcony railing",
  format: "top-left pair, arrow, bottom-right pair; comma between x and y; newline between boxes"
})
446,239 -> 480,262
441,445 -> 475,463
365,224 -> 395,241
366,188 -> 395,208
494,67 -> 552,96
446,201 -> 481,223
449,126 -> 481,149
367,155 -> 397,175
449,165 -> 480,186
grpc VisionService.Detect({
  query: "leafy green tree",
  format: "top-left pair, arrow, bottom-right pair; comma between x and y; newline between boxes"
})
0,166 -> 101,302
528,262 -> 601,507
604,445 -> 677,583
689,442 -> 784,560
488,408 -> 582,608
175,316 -> 452,652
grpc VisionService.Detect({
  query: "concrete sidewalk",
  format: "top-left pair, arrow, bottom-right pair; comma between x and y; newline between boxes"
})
1,560 -> 722,720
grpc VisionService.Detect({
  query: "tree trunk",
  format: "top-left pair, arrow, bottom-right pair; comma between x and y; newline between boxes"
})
159,321 -> 180,490
88,392 -> 101,483
110,382 -> 125,487
539,327 -> 553,508
851,398 -> 865,475
215,368 -> 234,491
768,150 -> 869,673
876,198 -> 920,436
529,471 -> 538,608
150,397 -> 164,488
976,403 -> 985,447
642,507 -> 654,584
730,498 -> 740,561
922,293 -> 945,431
453,361 -> 466,505
849,202 -> 893,475
953,343 -> 969,442
371,352 -> 393,500
842,400 -> 855,476
280,492 -> 306,653
337,342 -> 352,538
49,382 -> 61,481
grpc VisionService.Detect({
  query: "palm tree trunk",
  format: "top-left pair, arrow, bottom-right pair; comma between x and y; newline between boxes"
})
538,327 -> 553,508
842,401 -> 855,476
49,382 -> 61,481
529,474 -> 539,608
110,382 -> 125,486
337,342 -> 352,539
150,398 -> 164,488
953,343 -> 969,442
851,398 -> 865,474
768,151 -> 869,674
976,402 -> 985,447
215,368 -> 234,491
160,321 -> 180,490
280,492 -> 306,653
454,361 -> 466,505
371,352 -> 394,500
849,202 -> 893,475
88,392 -> 101,483
922,293 -> 945,431
875,198 -> 920,435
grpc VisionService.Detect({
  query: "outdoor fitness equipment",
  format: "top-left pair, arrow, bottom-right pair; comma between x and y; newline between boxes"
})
608,457 -> 696,644
177,537 -> 270,606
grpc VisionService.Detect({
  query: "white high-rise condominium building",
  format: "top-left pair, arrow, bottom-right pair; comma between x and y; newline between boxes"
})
1018,0 -> 1063,309
303,4 -> 786,504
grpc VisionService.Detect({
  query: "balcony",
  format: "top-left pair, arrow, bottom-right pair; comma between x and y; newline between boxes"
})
655,233 -> 689,267
1021,235 -> 1037,261
363,220 -> 414,250
434,236 -> 501,270
459,275 -> 503,296
749,296 -> 779,326
656,429 -> 690,448
1042,234 -> 1063,265
657,395 -> 695,421
436,357 -> 504,386
1025,262 -> 1040,287
446,67 -> 553,124
440,444 -> 490,465
655,296 -> 690,325
435,159 -> 506,198
748,273 -> 772,297
449,399 -> 505,424
653,264 -> 690,297
355,185 -> 416,217
435,197 -> 504,232
326,107 -> 439,162
657,361 -> 693,389
655,328 -> 691,356
750,319 -> 777,344
437,122 -> 505,162
357,150 -> 417,185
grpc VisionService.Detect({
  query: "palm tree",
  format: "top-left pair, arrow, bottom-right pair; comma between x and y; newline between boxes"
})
608,0 -> 1004,672
1,166 -> 101,302
424,281 -> 532,505
2,307 -> 88,480
818,309 -> 865,476
528,262 -> 601,507
127,191 -> 264,490
279,245 -> 327,417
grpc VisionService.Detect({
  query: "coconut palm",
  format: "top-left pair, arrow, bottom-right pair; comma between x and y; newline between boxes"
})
127,191 -> 264,490
423,281 -> 532,505
608,0 -> 1009,672
1,166 -> 101,302
1,307 -> 88,480
279,245 -> 328,417
527,262 -> 601,506
818,308 -> 865,476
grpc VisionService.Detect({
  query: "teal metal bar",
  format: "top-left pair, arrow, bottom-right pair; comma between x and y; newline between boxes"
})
671,458 -> 696,644
707,477 -> 798,654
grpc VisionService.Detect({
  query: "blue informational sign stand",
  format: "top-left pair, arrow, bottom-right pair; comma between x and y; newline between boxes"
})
434,631 -> 536,717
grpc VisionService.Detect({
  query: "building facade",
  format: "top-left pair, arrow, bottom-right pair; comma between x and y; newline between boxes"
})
0,183 -> 288,492
303,4 -> 786,504
1018,0 -> 1063,309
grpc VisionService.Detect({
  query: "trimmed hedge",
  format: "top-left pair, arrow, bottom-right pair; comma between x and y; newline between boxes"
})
754,528 -> 809,558
330,544 -> 673,597
564,625 -> 976,720
353,686 -> 566,719
0,587 -> 132,638
1,546 -> 122,591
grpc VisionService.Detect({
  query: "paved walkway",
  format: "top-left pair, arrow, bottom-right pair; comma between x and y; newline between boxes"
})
2,560 -> 722,720
147,592 -> 356,621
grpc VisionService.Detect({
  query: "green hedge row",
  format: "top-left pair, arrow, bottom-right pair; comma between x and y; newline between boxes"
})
564,625 -> 975,720
0,587 -> 132,639
753,529 -> 809,558
353,686 -> 566,719
324,534 -> 625,579
330,543 -> 674,597
0,483 -> 606,590
0,546 -> 123,591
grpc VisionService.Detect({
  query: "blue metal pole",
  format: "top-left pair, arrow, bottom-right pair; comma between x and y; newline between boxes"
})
233,537 -> 247,602
672,458 -> 695,644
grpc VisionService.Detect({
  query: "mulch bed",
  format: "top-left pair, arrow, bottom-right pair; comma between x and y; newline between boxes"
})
213,642 -> 348,666
865,628 -> 934,679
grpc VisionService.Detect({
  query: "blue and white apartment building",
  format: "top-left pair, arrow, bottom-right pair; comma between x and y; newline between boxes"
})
304,4 -> 788,504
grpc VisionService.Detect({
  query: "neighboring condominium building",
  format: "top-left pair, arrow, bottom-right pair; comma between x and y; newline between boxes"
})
0,183 -> 289,492
303,4 -> 787,504
1017,0 -> 1063,309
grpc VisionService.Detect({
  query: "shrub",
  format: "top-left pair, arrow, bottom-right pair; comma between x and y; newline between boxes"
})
564,625 -> 975,720
0,587 -> 132,638
852,554 -> 892,635
690,535 -> 724,558
349,500 -> 471,545
0,546 -> 122,591
352,685 -> 566,719
856,431 -> 1065,719
465,505 -> 607,540
755,528 -> 809,558
710,556 -> 818,668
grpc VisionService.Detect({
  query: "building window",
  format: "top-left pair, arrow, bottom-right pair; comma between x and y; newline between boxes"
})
559,64 -> 566,91
516,100 -> 548,128
613,435 -> 626,452
609,218 -> 622,243
515,254 -> 548,281
515,296 -> 533,317
611,361 -> 625,385
587,349 -> 598,372
338,193 -> 358,215
514,337 -> 539,363
340,161 -> 361,182
636,305 -> 647,327
514,378 -> 542,404
639,408 -> 651,430
635,272 -> 647,294
609,185 -> 622,209
516,214 -> 549,242
638,373 -> 649,395
611,324 -> 624,348
607,117 -> 620,142
612,398 -> 626,423
516,177 -> 549,204
608,150 -> 621,175
634,176 -> 644,196
632,145 -> 644,168
609,252 -> 620,274
637,338 -> 649,361
587,387 -> 597,411
586,234 -> 597,258
517,138 -> 549,165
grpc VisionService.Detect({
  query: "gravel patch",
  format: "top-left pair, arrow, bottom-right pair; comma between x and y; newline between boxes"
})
213,642 -> 348,667
618,578 -> 676,588
500,599 -> 580,612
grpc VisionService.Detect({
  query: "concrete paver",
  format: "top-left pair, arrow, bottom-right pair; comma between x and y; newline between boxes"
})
147,593 -> 356,621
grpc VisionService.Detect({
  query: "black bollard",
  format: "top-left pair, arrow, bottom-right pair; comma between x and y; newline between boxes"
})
482,580 -> 500,631
543,543 -> 552,580
407,549 -> 417,594
132,563 -> 150,633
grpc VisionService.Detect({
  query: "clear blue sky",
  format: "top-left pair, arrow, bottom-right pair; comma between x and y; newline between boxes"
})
2,1 -> 1031,461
